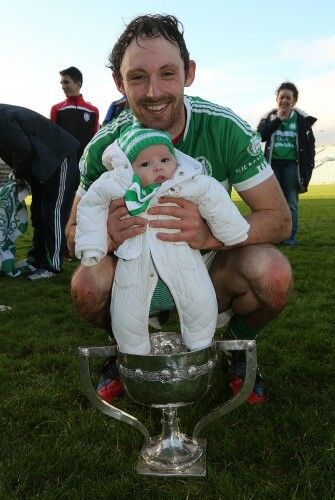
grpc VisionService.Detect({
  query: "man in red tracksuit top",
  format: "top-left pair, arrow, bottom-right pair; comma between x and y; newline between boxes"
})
50,66 -> 99,165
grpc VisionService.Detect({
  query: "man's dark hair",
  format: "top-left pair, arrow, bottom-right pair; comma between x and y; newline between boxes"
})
108,14 -> 190,78
276,81 -> 299,101
60,66 -> 83,85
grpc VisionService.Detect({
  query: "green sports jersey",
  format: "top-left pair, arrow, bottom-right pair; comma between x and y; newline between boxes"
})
78,95 -> 273,196
272,111 -> 298,161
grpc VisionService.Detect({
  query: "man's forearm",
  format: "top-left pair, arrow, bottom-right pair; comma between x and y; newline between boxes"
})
204,210 -> 291,251
65,219 -> 76,255
244,209 -> 292,245
238,176 -> 292,245
66,195 -> 81,255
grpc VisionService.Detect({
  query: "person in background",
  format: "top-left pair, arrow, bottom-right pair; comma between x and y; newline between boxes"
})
257,82 -> 317,246
0,104 -> 79,280
66,14 -> 293,405
50,66 -> 99,165
101,95 -> 127,126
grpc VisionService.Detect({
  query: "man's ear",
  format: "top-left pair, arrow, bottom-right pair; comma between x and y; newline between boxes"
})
185,60 -> 196,88
113,72 -> 125,94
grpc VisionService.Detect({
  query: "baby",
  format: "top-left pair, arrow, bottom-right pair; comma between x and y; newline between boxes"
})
75,124 -> 250,355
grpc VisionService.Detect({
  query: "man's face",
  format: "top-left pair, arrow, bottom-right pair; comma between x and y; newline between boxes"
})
60,75 -> 81,97
113,37 -> 195,139
132,144 -> 177,187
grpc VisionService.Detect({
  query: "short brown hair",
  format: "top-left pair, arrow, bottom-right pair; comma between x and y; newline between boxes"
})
108,14 -> 190,79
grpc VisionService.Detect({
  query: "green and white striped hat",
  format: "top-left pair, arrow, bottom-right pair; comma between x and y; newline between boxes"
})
118,125 -> 175,164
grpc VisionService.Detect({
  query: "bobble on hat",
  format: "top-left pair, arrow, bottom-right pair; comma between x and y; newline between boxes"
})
118,125 -> 175,164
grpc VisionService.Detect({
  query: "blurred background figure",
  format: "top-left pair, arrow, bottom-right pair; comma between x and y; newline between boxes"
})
257,81 -> 317,246
0,174 -> 31,277
101,95 -> 127,126
50,66 -> 99,165
0,104 -> 79,279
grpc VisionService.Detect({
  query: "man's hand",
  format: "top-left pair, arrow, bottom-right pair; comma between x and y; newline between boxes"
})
147,196 -> 218,250
107,198 -> 148,252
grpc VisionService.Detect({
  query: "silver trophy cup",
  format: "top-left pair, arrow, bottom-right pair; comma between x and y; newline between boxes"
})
78,332 -> 257,477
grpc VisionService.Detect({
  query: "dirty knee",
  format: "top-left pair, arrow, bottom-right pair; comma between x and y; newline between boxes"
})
265,257 -> 292,313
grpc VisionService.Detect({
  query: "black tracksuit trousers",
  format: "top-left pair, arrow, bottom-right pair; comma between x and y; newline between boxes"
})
27,153 -> 79,272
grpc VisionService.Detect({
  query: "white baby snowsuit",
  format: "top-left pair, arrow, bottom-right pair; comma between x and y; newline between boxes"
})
75,141 -> 250,355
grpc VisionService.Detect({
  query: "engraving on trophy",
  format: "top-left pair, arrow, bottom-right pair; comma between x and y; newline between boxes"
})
118,358 -> 215,384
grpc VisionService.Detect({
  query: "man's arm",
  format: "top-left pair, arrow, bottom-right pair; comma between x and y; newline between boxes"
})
66,195 -> 149,256
65,194 -> 81,255
50,105 -> 57,124
7,126 -> 33,179
94,107 -> 100,133
239,176 -> 291,244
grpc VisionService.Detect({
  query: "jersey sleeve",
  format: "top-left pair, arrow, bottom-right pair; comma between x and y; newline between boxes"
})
79,143 -> 105,192
78,128 -> 118,192
228,129 -> 273,192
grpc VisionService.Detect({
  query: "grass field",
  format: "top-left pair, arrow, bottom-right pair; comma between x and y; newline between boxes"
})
1,185 -> 334,499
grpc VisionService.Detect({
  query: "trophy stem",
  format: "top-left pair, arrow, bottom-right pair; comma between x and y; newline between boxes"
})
140,407 -> 203,472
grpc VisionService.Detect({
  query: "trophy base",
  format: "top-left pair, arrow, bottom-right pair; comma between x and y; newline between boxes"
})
137,439 -> 207,477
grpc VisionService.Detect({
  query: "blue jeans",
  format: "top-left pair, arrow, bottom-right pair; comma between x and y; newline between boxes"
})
272,161 -> 298,242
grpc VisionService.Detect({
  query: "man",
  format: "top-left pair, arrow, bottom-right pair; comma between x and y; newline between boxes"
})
101,95 -> 127,126
50,66 -> 99,164
66,15 -> 292,403
0,104 -> 79,279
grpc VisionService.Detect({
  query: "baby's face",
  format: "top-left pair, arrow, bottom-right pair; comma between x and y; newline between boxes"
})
132,144 -> 177,187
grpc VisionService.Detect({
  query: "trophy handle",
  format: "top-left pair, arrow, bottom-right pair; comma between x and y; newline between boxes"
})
78,346 -> 151,446
193,339 -> 257,439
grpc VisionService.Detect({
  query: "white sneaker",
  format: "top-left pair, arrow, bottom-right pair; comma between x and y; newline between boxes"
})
28,268 -> 57,280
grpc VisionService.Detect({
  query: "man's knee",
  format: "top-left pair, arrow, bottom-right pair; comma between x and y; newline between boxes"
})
71,256 -> 115,299
70,258 -> 115,328
210,244 -> 292,315
71,265 -> 96,301
71,267 -> 99,320
256,246 -> 292,313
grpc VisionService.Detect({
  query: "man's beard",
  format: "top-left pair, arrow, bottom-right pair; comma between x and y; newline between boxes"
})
131,95 -> 184,133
